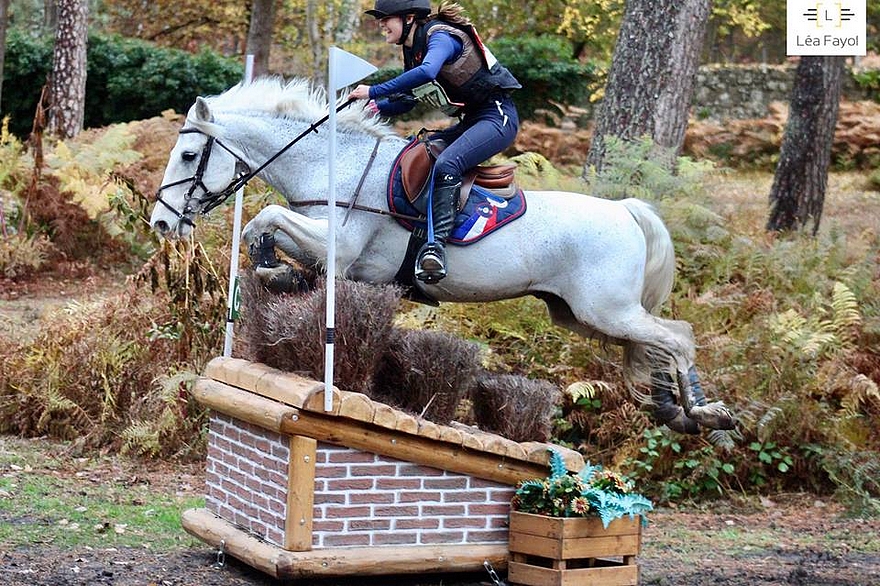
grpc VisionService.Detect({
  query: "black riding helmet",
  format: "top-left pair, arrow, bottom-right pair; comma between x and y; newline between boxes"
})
365,0 -> 431,18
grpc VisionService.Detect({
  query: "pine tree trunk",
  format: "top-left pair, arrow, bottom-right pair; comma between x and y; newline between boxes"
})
767,56 -> 844,235
48,0 -> 88,139
245,0 -> 276,78
0,0 -> 9,112
585,0 -> 710,174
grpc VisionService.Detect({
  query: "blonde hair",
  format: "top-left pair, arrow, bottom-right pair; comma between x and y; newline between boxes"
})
434,1 -> 471,26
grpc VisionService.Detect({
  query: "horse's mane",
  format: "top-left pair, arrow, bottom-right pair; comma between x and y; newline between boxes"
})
192,77 -> 395,138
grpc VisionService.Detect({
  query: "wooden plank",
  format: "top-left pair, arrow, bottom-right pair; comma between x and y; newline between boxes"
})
372,402 -> 399,429
279,408 -> 548,486
510,512 -> 640,540
508,561 -> 639,586
561,534 -> 640,559
193,379 -> 295,433
284,435 -> 316,551
336,392 -> 376,423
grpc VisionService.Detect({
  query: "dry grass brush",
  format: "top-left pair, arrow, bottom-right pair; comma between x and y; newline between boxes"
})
470,372 -> 560,442
373,328 -> 483,425
237,274 -> 402,396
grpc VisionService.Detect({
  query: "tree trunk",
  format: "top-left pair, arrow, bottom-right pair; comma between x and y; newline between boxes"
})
48,0 -> 88,139
585,0 -> 711,174
245,0 -> 276,78
0,0 -> 10,112
766,56 -> 844,236
306,0 -> 325,86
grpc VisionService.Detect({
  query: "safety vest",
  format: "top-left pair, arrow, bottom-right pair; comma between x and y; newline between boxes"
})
404,19 -> 521,112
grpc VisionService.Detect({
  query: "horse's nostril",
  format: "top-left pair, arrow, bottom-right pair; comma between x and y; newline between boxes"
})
154,220 -> 170,234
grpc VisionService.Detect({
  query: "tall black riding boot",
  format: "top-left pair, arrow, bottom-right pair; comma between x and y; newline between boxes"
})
415,173 -> 460,284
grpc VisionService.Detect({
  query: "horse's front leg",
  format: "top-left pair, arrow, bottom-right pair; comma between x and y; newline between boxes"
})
677,366 -> 737,430
243,205 -> 329,293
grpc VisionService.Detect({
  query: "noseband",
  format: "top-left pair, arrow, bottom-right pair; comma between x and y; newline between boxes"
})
154,129 -> 252,227
154,98 -> 356,227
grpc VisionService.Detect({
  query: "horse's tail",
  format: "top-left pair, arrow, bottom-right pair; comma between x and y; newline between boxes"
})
619,198 -> 675,314
618,198 -> 698,431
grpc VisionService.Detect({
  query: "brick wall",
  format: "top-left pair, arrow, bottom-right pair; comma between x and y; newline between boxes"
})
205,413 -> 515,549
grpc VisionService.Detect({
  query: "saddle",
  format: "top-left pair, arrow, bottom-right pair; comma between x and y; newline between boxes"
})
399,137 -> 518,210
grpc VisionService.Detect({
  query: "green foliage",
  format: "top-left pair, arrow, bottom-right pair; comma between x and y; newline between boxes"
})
585,135 -> 715,201
1,30 -> 243,136
852,68 -> 880,102
491,35 -> 600,120
513,449 -> 653,527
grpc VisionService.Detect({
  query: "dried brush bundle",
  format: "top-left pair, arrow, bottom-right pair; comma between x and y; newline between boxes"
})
237,272 -> 402,396
373,328 -> 483,425
471,372 -> 561,442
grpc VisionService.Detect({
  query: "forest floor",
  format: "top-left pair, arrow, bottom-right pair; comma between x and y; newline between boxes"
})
1,271 -> 879,585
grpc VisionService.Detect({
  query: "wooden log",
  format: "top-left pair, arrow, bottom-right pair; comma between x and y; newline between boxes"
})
181,508 -> 282,578
183,507 -> 509,579
193,378 -> 296,433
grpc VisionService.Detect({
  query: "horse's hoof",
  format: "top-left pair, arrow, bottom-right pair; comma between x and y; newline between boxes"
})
687,402 -> 737,430
256,264 -> 310,295
662,407 -> 701,435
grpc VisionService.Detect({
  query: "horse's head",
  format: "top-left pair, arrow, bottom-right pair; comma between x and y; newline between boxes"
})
150,97 -> 250,239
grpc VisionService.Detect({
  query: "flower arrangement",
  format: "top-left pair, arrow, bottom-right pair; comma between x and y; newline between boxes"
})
511,448 -> 653,528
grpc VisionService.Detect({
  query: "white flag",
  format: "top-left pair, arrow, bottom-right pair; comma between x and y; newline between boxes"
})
329,47 -> 379,91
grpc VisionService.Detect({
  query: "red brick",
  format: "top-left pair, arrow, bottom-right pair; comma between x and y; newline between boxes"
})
350,464 -> 397,477
327,451 -> 377,464
314,493 -> 346,505
325,506 -> 372,518
469,478 -> 508,489
348,519 -> 392,531
443,517 -> 488,529
375,478 -> 421,490
397,491 -> 442,503
322,533 -> 371,547
398,464 -> 444,477
394,518 -> 440,530
373,533 -> 418,546
419,531 -> 465,544
374,505 -> 419,517
312,520 -> 344,532
423,478 -> 468,490
326,478 -> 374,491
444,491 -> 488,503
350,492 -> 395,505
315,465 -> 349,479
421,504 -> 466,516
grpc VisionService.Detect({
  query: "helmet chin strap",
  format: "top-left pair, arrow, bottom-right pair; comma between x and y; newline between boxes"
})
397,14 -> 415,45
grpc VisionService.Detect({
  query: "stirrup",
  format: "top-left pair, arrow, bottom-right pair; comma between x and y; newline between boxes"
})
415,244 -> 446,284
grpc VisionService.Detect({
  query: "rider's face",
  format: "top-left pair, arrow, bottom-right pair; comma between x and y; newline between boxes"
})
378,16 -> 405,44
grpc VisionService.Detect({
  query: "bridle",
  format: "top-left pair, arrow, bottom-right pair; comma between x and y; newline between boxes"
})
154,98 -> 356,227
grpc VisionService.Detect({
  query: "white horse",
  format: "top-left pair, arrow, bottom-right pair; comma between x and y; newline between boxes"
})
150,78 -> 734,434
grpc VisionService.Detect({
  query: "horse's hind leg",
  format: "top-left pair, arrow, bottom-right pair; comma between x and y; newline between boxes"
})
677,366 -> 737,430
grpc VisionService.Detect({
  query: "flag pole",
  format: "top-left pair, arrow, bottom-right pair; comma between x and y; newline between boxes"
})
223,54 -> 255,358
323,47 -> 378,412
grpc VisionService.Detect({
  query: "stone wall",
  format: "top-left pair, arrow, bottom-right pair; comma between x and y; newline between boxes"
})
692,63 -> 872,121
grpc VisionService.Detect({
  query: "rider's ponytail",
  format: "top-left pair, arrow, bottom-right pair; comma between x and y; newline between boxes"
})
434,1 -> 471,26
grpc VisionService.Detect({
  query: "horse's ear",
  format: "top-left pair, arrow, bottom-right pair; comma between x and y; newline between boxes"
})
194,97 -> 214,123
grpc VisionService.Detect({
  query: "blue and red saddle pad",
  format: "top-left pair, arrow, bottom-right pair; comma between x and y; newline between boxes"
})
386,138 -> 526,244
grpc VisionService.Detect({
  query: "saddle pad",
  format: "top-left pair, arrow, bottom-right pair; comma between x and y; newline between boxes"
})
387,139 -> 527,246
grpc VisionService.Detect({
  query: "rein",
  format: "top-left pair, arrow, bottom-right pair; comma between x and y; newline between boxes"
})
155,98 -> 356,223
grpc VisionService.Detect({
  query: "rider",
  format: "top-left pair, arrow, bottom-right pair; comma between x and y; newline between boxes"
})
349,0 -> 520,284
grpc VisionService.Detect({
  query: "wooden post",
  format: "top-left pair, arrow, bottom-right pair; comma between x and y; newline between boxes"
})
285,435 -> 316,551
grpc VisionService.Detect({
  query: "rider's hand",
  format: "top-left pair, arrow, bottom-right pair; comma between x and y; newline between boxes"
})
349,85 -> 371,101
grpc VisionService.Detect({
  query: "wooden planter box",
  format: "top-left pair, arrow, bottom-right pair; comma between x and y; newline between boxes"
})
507,511 -> 641,586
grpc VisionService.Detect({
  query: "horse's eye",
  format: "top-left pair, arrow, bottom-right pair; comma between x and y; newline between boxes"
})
182,151 -> 197,162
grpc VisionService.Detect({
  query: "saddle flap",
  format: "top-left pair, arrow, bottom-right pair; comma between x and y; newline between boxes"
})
400,142 -> 432,201
472,163 -> 517,189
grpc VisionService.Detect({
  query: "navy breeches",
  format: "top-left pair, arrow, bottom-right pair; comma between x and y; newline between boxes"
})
431,93 -> 519,180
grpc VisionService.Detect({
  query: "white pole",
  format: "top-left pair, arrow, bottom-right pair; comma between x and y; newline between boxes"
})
324,49 -> 339,412
223,54 -> 255,357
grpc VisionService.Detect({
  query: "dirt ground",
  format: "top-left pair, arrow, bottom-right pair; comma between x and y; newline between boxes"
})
2,252 -> 879,586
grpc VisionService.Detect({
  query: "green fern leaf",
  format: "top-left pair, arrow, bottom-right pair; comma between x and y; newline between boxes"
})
548,448 -> 568,481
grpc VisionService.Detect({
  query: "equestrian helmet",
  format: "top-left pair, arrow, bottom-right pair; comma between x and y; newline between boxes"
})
365,0 -> 431,19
